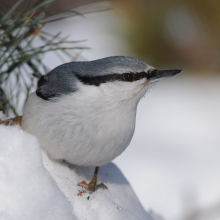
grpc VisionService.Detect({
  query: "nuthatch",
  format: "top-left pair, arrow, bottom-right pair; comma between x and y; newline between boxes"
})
22,56 -> 181,192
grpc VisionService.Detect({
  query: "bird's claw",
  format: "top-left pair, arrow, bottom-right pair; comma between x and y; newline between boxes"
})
96,183 -> 108,190
77,180 -> 108,194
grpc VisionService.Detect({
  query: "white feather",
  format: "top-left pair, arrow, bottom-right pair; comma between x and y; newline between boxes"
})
22,79 -> 149,167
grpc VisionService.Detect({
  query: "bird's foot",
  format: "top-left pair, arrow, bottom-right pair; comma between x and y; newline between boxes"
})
77,180 -> 107,194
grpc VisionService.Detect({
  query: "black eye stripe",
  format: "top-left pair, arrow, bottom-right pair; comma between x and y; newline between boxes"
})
75,72 -> 149,86
147,69 -> 157,79
75,74 -> 121,86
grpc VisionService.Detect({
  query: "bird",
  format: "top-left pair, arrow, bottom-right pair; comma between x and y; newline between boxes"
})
21,56 -> 181,192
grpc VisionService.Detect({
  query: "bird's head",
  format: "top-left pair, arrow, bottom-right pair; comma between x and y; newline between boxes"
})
36,56 -> 181,105
74,56 -> 181,102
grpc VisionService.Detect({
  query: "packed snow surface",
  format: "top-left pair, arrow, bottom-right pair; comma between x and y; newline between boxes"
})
0,117 -> 154,220
0,125 -> 74,220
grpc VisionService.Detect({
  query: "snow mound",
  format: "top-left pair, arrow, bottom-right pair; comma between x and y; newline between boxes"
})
43,154 -> 153,220
0,113 -> 154,220
0,125 -> 74,220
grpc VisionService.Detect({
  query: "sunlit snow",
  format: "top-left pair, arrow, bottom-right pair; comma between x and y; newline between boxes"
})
0,116 -> 154,220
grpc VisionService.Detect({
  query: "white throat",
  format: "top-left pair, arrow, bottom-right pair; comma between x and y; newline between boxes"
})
22,81 -> 149,166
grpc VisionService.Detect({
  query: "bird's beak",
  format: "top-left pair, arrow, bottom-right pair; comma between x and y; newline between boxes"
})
148,69 -> 182,82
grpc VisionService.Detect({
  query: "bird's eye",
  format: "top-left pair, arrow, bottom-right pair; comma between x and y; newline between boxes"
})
123,73 -> 134,82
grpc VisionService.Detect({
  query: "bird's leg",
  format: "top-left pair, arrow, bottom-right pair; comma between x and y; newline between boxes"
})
78,166 -> 107,193
87,166 -> 99,192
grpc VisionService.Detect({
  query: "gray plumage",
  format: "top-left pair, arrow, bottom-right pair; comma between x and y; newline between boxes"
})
36,56 -> 150,100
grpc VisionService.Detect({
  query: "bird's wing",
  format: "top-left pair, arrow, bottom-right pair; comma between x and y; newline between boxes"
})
36,64 -> 77,101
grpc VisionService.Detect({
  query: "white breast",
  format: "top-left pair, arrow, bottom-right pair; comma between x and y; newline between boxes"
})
22,86 -> 138,167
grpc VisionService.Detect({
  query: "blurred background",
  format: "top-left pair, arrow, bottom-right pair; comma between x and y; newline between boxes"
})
0,0 -> 220,220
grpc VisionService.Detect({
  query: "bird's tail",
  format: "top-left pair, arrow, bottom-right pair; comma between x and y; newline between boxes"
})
0,116 -> 22,126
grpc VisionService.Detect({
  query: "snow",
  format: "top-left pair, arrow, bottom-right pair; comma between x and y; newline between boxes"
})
0,115 -> 154,220
0,125 -> 74,220
113,74 -> 220,220
43,153 -> 153,220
